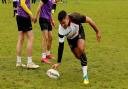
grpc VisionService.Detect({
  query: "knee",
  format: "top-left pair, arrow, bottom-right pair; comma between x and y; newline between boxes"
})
43,35 -> 49,41
48,34 -> 53,42
19,36 -> 24,42
30,35 -> 34,41
78,43 -> 85,52
49,36 -> 52,42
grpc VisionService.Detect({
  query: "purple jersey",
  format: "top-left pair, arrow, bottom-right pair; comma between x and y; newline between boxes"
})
17,0 -> 31,18
40,0 -> 53,21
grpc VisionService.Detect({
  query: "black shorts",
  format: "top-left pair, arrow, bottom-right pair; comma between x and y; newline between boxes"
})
52,4 -> 56,10
16,15 -> 32,32
67,25 -> 85,49
13,1 -> 17,8
39,18 -> 52,31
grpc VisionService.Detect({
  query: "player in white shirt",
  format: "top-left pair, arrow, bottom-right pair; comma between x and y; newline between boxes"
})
52,10 -> 101,85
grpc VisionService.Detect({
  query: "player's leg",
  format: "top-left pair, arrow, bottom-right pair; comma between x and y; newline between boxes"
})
47,31 -> 52,51
71,39 -> 85,58
47,24 -> 55,59
71,39 -> 89,85
71,25 -> 89,85
26,30 -> 33,59
2,0 -> 4,4
5,0 -> 6,4
16,16 -> 26,67
13,2 -> 17,17
14,2 -> 18,16
42,30 -> 48,59
39,18 -> 52,64
26,30 -> 39,69
41,30 -> 52,64
16,31 -> 25,67
34,0 -> 36,4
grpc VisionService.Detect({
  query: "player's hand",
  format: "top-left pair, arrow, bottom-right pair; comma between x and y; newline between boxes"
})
51,20 -> 55,28
96,31 -> 101,42
33,16 -> 37,24
52,63 -> 60,69
30,15 -> 35,22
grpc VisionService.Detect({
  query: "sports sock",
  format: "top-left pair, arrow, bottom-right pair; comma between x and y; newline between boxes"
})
80,53 -> 87,66
27,57 -> 32,64
42,53 -> 46,58
47,51 -> 50,56
17,56 -> 21,63
80,53 -> 88,79
82,66 -> 88,78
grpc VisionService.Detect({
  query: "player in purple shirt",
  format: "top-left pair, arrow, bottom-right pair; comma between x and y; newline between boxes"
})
16,0 -> 39,69
34,0 -> 59,64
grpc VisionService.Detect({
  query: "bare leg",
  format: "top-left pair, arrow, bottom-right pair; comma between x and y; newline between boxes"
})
42,30 -> 48,55
47,31 -> 52,51
26,30 -> 34,57
16,31 -> 25,56
16,31 -> 25,66
71,39 -> 89,84
71,39 -> 85,59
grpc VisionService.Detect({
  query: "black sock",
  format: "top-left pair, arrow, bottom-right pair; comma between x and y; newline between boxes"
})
80,53 -> 87,66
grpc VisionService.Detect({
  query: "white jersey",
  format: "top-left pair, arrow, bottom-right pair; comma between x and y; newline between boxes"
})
58,22 -> 79,43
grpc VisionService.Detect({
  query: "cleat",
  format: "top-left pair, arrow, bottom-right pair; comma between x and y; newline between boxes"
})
46,54 -> 55,59
16,62 -> 26,68
83,75 -> 89,85
41,58 -> 53,64
27,62 -> 39,69
83,79 -> 89,85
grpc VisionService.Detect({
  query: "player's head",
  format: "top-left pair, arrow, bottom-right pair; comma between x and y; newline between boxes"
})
58,10 -> 70,29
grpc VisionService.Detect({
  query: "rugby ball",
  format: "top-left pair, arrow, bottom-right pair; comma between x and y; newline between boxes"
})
46,69 -> 60,79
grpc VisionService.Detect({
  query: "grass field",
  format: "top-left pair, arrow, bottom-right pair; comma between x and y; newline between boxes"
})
0,0 -> 128,89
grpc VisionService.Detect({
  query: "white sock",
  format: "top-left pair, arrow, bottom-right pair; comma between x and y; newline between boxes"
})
47,51 -> 50,56
42,53 -> 46,58
27,57 -> 32,64
17,56 -> 21,63
82,66 -> 88,77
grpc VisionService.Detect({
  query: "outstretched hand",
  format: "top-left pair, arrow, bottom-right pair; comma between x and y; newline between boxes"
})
52,63 -> 60,69
96,31 -> 101,42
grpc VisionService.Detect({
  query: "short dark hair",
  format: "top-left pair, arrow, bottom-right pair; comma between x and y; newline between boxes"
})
58,10 -> 67,22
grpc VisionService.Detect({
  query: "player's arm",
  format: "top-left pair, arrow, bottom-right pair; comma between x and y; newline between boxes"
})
50,16 -> 56,27
85,16 -> 101,42
20,0 -> 33,17
85,16 -> 100,34
52,26 -> 65,69
34,0 -> 48,23
52,35 -> 64,69
57,34 -> 65,63
35,1 -> 44,20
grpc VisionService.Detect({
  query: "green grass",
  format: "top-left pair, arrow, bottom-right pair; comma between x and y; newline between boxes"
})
0,0 -> 128,89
